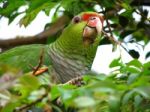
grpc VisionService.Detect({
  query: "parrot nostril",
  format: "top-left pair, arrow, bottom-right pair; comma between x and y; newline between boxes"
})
90,17 -> 96,20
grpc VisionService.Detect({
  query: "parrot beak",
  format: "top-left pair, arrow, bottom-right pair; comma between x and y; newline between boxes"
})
83,16 -> 103,46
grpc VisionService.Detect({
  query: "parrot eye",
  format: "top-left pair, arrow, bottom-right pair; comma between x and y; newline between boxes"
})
73,16 -> 81,24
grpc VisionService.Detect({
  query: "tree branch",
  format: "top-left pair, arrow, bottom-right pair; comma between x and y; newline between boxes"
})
0,15 -> 70,50
14,87 -> 51,112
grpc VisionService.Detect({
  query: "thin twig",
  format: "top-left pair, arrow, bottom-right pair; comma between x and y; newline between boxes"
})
102,8 -> 121,45
14,87 -> 51,112
14,93 -> 48,112
101,9 -> 129,52
31,48 -> 49,76
102,30 -> 121,45
135,10 -> 150,22
29,64 -> 36,70
105,18 -> 113,37
102,30 -> 129,53
32,48 -> 44,75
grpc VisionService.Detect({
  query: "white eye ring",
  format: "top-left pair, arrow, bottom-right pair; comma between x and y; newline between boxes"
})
72,16 -> 81,24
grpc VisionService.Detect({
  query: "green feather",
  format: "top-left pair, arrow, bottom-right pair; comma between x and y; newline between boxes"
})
0,44 -> 51,72
51,19 -> 100,66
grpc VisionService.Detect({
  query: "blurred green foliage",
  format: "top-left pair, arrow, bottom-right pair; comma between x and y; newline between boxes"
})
0,0 -> 150,112
0,59 -> 150,112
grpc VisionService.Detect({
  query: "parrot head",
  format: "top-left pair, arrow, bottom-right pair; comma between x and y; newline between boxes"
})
58,12 -> 104,47
80,12 -> 103,46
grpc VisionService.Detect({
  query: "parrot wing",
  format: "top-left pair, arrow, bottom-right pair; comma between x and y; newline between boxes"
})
0,44 -> 51,73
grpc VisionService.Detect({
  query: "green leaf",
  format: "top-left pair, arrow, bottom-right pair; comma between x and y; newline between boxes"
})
19,74 -> 40,90
19,14 -> 37,27
127,74 -> 139,85
134,86 -> 150,98
1,102 -> 19,112
15,74 -> 41,98
127,59 -> 143,69
74,96 -> 96,108
19,0 -> 57,26
131,75 -> 150,87
143,61 -> 150,69
51,84 -> 76,101
120,30 -> 135,39
43,2 -> 57,16
93,73 -> 107,81
126,66 -> 141,73
99,37 -> 111,45
119,9 -> 133,19
50,85 -> 61,100
108,95 -> 120,112
90,81 -> 116,94
109,57 -> 122,68
134,95 -> 143,109
61,0 -> 75,9
121,2 -> 132,11
57,85 -> 76,102
0,0 -> 25,18
142,61 -> 150,75
61,0 -> 87,16
61,90 -> 74,102
122,90 -> 134,105
100,0 -> 116,8
8,12 -> 20,24
146,51 -> 150,59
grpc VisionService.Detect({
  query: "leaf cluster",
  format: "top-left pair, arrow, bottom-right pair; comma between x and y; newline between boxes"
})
0,59 -> 150,112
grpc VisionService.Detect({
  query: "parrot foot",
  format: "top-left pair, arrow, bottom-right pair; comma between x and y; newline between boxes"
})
65,76 -> 85,87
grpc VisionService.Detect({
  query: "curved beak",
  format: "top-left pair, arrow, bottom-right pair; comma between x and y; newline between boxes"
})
83,16 -> 103,45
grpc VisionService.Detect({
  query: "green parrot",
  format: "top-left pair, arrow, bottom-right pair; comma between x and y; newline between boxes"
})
0,12 -> 104,83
